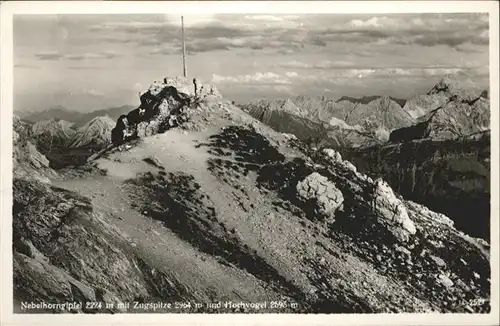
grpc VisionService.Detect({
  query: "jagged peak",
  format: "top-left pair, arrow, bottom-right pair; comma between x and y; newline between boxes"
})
293,95 -> 333,103
82,115 -> 115,128
32,118 -> 75,136
427,75 -> 480,97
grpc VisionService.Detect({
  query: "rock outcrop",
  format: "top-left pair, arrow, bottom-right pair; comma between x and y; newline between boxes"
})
296,172 -> 344,222
107,78 -> 223,146
320,148 -> 416,242
371,178 -> 417,241
13,116 -> 55,182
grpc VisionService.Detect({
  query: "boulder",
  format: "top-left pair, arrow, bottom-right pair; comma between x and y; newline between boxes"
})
296,172 -> 344,221
322,148 -> 357,173
372,179 -> 417,241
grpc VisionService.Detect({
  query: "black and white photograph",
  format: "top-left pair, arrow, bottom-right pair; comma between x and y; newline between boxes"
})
1,1 -> 499,325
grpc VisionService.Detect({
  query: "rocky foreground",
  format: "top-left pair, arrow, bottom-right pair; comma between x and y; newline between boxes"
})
12,77 -> 491,314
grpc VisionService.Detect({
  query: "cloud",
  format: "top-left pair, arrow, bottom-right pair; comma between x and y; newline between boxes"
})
187,41 -> 231,53
309,13 -> 488,49
350,17 -> 386,28
294,67 -> 484,83
14,64 -> 39,69
34,52 -> 63,60
35,50 -> 122,61
212,72 -> 292,85
82,88 -> 105,96
86,14 -> 489,56
244,15 -> 287,22
212,65 -> 484,93
90,16 -> 320,54
279,60 -> 355,69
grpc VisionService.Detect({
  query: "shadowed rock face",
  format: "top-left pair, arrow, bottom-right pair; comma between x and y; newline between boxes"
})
342,133 -> 490,240
12,76 -> 491,314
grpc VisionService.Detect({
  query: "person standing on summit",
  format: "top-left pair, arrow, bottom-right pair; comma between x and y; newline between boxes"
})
193,78 -> 198,96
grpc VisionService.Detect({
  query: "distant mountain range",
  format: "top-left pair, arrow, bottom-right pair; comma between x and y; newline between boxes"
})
242,94 -> 414,148
15,114 -> 117,169
336,95 -> 407,107
243,76 -> 489,148
14,104 -> 137,168
19,105 -> 134,127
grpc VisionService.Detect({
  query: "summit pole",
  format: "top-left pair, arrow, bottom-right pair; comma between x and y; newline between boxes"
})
181,15 -> 187,78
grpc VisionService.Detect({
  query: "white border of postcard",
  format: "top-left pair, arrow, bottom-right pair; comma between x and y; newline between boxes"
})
1,1 -> 499,326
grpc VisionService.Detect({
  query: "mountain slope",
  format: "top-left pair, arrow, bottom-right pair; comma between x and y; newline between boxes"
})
334,96 -> 414,131
21,105 -> 134,127
73,105 -> 135,127
20,106 -> 78,124
403,94 -> 447,120
242,104 -> 381,149
31,119 -> 77,153
336,95 -> 407,108
12,77 -> 491,314
69,115 -> 115,148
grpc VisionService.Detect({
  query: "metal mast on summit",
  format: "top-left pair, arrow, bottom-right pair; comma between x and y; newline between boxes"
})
181,15 -> 187,78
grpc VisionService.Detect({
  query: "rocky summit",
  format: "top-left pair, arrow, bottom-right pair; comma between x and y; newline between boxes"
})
12,76 -> 491,314
391,76 -> 490,142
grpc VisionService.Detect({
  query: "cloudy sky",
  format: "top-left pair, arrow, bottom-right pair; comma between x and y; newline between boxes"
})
14,13 -> 489,113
